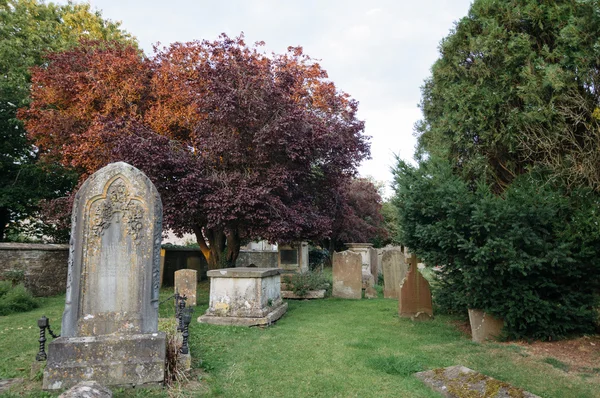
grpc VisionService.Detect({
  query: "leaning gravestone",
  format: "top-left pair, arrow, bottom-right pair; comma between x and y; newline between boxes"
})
382,249 -> 409,299
44,162 -> 166,390
332,251 -> 362,299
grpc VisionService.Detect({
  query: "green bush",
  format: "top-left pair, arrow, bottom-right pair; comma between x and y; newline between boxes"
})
308,247 -> 329,271
282,272 -> 331,297
0,282 -> 39,315
394,159 -> 600,340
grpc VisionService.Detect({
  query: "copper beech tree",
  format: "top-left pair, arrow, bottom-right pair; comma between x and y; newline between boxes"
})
20,35 -> 370,268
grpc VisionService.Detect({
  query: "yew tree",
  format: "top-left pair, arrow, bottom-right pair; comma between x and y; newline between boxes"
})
21,35 -> 369,268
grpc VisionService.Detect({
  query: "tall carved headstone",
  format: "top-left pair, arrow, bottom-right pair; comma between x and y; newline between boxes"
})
332,251 -> 362,299
398,254 -> 433,320
44,162 -> 166,390
382,249 -> 409,299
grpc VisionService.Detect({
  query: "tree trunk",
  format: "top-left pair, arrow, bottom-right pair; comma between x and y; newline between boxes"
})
225,229 -> 241,267
0,207 -> 9,242
193,225 -> 226,270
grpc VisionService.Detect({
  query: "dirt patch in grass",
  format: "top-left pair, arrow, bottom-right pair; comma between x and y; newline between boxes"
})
449,319 -> 600,374
512,335 -> 600,373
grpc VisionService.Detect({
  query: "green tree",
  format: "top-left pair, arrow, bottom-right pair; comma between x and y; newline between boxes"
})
417,0 -> 600,192
0,0 -> 135,241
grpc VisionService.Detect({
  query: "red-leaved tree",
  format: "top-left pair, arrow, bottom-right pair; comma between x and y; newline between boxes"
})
20,35 -> 370,268
327,178 -> 387,253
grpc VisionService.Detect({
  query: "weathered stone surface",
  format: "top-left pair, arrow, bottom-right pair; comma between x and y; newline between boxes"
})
468,309 -> 504,343
398,254 -> 433,319
281,289 -> 326,299
415,365 -> 541,398
199,267 -> 287,326
61,162 -> 163,337
159,248 -> 166,287
382,249 -> 408,299
177,353 -> 192,372
365,286 -> 378,299
332,251 -> 362,299
44,162 -> 166,390
345,243 -> 373,287
58,381 -> 113,398
174,269 -> 197,306
44,333 -> 166,390
278,242 -> 309,273
236,250 -> 278,268
0,243 -> 68,296
369,247 -> 378,281
0,378 -> 23,394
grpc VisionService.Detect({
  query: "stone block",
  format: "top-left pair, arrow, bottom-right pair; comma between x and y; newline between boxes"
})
198,267 -> 287,326
398,254 -> 433,319
468,309 -> 504,343
415,365 -> 540,397
332,251 -> 362,299
382,249 -> 408,299
365,286 -> 378,299
174,269 -> 197,306
58,381 -> 113,398
44,332 -> 166,390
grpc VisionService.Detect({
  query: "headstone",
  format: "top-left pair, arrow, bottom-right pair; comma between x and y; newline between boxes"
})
198,267 -> 287,326
369,247 -> 378,282
44,162 -> 166,390
415,366 -> 541,398
332,251 -> 362,299
345,243 -> 374,288
174,269 -> 197,306
382,249 -> 409,299
468,309 -> 504,343
398,254 -> 433,320
59,381 -> 113,398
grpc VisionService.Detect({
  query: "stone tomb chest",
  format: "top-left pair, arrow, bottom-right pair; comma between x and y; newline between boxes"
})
43,162 -> 165,390
198,267 -> 287,326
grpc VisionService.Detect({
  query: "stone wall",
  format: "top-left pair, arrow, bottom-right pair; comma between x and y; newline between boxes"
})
0,243 -> 280,294
0,243 -> 69,297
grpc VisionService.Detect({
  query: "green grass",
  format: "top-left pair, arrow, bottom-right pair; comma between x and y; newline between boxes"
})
0,281 -> 598,397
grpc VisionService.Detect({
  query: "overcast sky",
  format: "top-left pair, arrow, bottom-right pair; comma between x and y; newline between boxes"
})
65,0 -> 473,196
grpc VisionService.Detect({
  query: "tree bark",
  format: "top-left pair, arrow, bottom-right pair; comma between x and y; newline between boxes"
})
192,225 -> 226,270
225,229 -> 241,267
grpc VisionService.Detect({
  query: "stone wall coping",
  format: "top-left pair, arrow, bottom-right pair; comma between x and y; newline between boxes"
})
0,242 -> 68,251
207,267 -> 281,278
344,243 -> 374,249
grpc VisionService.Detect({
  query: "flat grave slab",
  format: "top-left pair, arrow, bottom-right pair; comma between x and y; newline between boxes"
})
415,365 -> 540,398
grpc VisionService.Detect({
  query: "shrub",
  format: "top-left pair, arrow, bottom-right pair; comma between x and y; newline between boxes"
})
309,247 -> 329,271
394,159 -> 600,340
0,282 -> 39,315
282,272 -> 331,297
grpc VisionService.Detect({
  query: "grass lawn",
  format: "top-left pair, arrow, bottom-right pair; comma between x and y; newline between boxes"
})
0,280 -> 598,397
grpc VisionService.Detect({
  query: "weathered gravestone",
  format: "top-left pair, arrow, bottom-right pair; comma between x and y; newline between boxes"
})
174,269 -> 197,307
345,243 -> 374,288
369,247 -> 378,282
382,249 -> 409,299
332,251 -> 362,299
398,254 -> 433,320
44,162 -> 166,390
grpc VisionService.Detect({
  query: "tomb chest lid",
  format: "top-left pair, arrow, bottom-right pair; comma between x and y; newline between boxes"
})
207,267 -> 281,278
